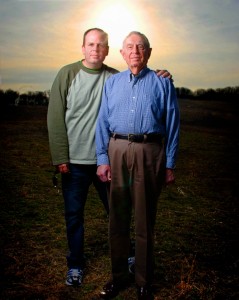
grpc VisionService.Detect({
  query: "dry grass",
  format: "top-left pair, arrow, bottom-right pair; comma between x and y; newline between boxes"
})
0,101 -> 238,299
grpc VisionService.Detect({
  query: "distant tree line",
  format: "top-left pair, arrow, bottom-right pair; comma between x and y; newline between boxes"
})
176,86 -> 239,101
0,89 -> 49,108
0,86 -> 239,108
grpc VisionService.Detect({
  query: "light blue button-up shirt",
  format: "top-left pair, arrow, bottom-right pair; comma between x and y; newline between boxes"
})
96,67 -> 180,169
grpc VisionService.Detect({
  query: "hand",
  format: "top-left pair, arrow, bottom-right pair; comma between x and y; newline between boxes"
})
165,168 -> 175,185
155,69 -> 173,81
97,165 -> 111,182
57,163 -> 70,174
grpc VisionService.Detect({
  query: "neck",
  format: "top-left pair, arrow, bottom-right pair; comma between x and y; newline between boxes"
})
82,59 -> 103,70
130,66 -> 144,75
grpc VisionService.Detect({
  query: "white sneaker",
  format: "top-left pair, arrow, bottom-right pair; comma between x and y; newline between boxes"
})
66,268 -> 83,286
128,256 -> 135,274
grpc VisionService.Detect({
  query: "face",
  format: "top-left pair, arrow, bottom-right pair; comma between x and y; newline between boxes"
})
82,30 -> 109,69
120,33 -> 152,73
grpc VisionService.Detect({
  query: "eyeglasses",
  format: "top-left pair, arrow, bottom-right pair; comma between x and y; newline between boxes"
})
52,170 -> 60,194
52,171 -> 58,188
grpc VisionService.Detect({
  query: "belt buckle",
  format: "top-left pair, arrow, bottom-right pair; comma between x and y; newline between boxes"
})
128,134 -> 134,142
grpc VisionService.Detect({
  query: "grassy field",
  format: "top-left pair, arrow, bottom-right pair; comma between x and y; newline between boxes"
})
0,99 -> 238,300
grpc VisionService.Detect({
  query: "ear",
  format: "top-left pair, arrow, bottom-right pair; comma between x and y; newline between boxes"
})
120,49 -> 125,60
82,45 -> 86,55
105,46 -> 109,56
148,48 -> 152,59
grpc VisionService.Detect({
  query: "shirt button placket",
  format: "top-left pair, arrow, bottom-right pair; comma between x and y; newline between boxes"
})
128,80 -> 137,132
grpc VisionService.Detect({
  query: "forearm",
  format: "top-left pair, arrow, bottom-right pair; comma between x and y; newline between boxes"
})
165,84 -> 180,168
47,80 -> 69,165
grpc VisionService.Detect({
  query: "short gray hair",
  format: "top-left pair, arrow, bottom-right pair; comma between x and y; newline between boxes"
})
123,31 -> 150,48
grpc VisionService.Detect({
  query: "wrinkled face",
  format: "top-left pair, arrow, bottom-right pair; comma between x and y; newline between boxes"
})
82,30 -> 109,68
120,33 -> 151,72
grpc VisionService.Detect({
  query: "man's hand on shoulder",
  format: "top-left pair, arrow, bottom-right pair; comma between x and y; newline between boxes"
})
155,69 -> 173,81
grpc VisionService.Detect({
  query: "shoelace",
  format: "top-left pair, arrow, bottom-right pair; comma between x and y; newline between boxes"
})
128,257 -> 135,265
69,269 -> 83,278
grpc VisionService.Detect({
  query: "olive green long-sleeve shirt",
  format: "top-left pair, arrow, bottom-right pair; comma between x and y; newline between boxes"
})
47,60 -> 118,165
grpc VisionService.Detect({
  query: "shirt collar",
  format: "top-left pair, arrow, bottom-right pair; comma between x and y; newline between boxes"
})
127,67 -> 150,82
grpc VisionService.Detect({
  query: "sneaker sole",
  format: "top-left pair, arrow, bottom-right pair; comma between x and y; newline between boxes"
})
65,280 -> 82,286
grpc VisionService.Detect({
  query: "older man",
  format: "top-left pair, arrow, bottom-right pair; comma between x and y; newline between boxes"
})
96,31 -> 180,299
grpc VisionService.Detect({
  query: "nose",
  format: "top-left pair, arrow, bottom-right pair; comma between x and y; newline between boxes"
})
92,44 -> 101,51
132,45 -> 140,53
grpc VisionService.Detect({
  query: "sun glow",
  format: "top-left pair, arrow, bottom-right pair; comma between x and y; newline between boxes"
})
92,1 -> 141,49
76,0 -> 157,70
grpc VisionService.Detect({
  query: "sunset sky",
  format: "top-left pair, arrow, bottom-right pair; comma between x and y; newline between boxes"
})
1,0 -> 239,93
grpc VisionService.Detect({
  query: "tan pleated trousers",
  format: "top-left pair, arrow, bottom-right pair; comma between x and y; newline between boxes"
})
108,137 -> 165,287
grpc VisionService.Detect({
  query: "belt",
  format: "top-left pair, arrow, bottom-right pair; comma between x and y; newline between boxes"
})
110,133 -> 162,143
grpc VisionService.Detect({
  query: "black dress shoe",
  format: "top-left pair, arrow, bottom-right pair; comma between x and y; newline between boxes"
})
137,285 -> 154,300
99,281 -> 119,299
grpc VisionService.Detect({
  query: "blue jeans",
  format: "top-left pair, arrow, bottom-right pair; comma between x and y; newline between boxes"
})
62,163 -> 109,269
